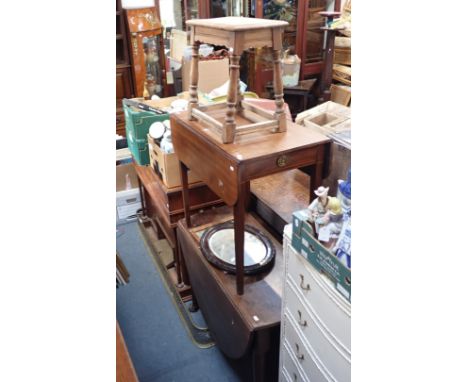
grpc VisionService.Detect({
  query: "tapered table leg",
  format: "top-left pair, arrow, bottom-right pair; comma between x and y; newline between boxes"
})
179,161 -> 192,228
137,177 -> 147,217
233,183 -> 246,295
177,232 -> 190,287
309,161 -> 324,203
173,229 -> 184,288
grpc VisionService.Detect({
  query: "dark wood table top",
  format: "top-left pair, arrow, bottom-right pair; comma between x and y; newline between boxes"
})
172,111 -> 329,163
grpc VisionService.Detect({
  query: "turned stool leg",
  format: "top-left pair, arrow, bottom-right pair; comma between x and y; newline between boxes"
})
188,41 -> 200,120
272,49 -> 287,132
236,65 -> 244,112
223,53 -> 240,143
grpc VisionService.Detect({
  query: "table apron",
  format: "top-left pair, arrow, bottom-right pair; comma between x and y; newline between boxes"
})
240,145 -> 324,181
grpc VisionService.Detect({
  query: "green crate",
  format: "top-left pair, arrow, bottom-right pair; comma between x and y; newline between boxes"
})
292,209 -> 351,301
128,138 -> 150,166
123,100 -> 169,166
292,209 -> 313,237
123,102 -> 169,142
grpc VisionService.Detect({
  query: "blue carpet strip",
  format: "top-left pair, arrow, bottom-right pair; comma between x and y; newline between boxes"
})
137,219 -> 214,348
116,222 -> 243,382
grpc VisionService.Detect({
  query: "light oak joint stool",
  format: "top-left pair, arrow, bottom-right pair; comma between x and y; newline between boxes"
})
186,17 -> 289,144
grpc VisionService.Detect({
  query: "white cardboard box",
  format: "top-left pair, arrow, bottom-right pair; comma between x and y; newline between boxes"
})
116,164 -> 141,224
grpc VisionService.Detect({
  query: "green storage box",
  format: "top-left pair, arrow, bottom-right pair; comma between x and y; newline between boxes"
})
292,209 -> 351,301
128,139 -> 150,166
123,100 -> 169,165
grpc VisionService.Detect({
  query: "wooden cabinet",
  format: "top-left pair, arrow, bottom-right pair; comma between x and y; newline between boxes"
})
249,0 -> 340,96
116,66 -> 133,137
116,0 -> 135,137
257,0 -> 341,77
116,67 -> 133,102
126,7 -> 168,98
183,0 -> 248,21
279,224 -> 351,381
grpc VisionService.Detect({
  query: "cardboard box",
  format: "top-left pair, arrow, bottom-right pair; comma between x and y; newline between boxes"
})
292,209 -> 351,301
142,96 -> 180,110
296,101 -> 351,195
169,29 -> 188,62
116,164 -> 142,224
295,101 -> 350,134
182,57 -> 230,94
148,135 -> 201,189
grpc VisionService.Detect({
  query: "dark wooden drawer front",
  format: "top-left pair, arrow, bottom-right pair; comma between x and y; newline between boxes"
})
242,145 -> 325,181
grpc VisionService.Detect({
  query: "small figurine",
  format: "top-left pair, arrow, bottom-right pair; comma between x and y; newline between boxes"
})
315,196 -> 344,249
337,169 -> 351,218
323,197 -> 344,239
307,186 -> 330,224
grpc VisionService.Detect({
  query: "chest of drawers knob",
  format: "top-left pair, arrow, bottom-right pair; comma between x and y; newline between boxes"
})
299,274 -> 310,291
297,310 -> 308,327
295,342 -> 305,361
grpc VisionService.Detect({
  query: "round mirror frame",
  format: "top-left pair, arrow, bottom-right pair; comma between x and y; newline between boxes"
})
200,221 -> 276,275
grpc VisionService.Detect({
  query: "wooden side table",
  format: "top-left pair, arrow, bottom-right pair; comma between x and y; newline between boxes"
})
171,111 -> 330,295
133,163 -> 223,297
185,17 -> 289,143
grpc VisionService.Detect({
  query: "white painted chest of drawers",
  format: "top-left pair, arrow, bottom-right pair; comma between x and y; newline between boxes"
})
279,224 -> 351,382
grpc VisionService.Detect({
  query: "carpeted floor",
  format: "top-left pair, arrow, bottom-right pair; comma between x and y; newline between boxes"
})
116,222 -> 244,382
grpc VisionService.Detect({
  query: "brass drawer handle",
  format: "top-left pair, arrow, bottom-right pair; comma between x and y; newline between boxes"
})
299,274 -> 310,291
295,343 -> 304,361
277,154 -> 287,167
297,310 -> 307,327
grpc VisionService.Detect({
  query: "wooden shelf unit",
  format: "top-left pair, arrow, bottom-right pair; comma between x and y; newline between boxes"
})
116,0 -> 135,137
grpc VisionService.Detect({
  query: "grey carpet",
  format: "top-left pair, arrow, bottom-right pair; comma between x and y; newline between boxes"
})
116,222 -> 244,382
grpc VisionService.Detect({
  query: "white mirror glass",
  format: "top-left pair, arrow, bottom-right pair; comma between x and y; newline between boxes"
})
208,229 -> 268,266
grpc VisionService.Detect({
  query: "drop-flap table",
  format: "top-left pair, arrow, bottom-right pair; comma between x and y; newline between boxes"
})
171,111 -> 330,295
